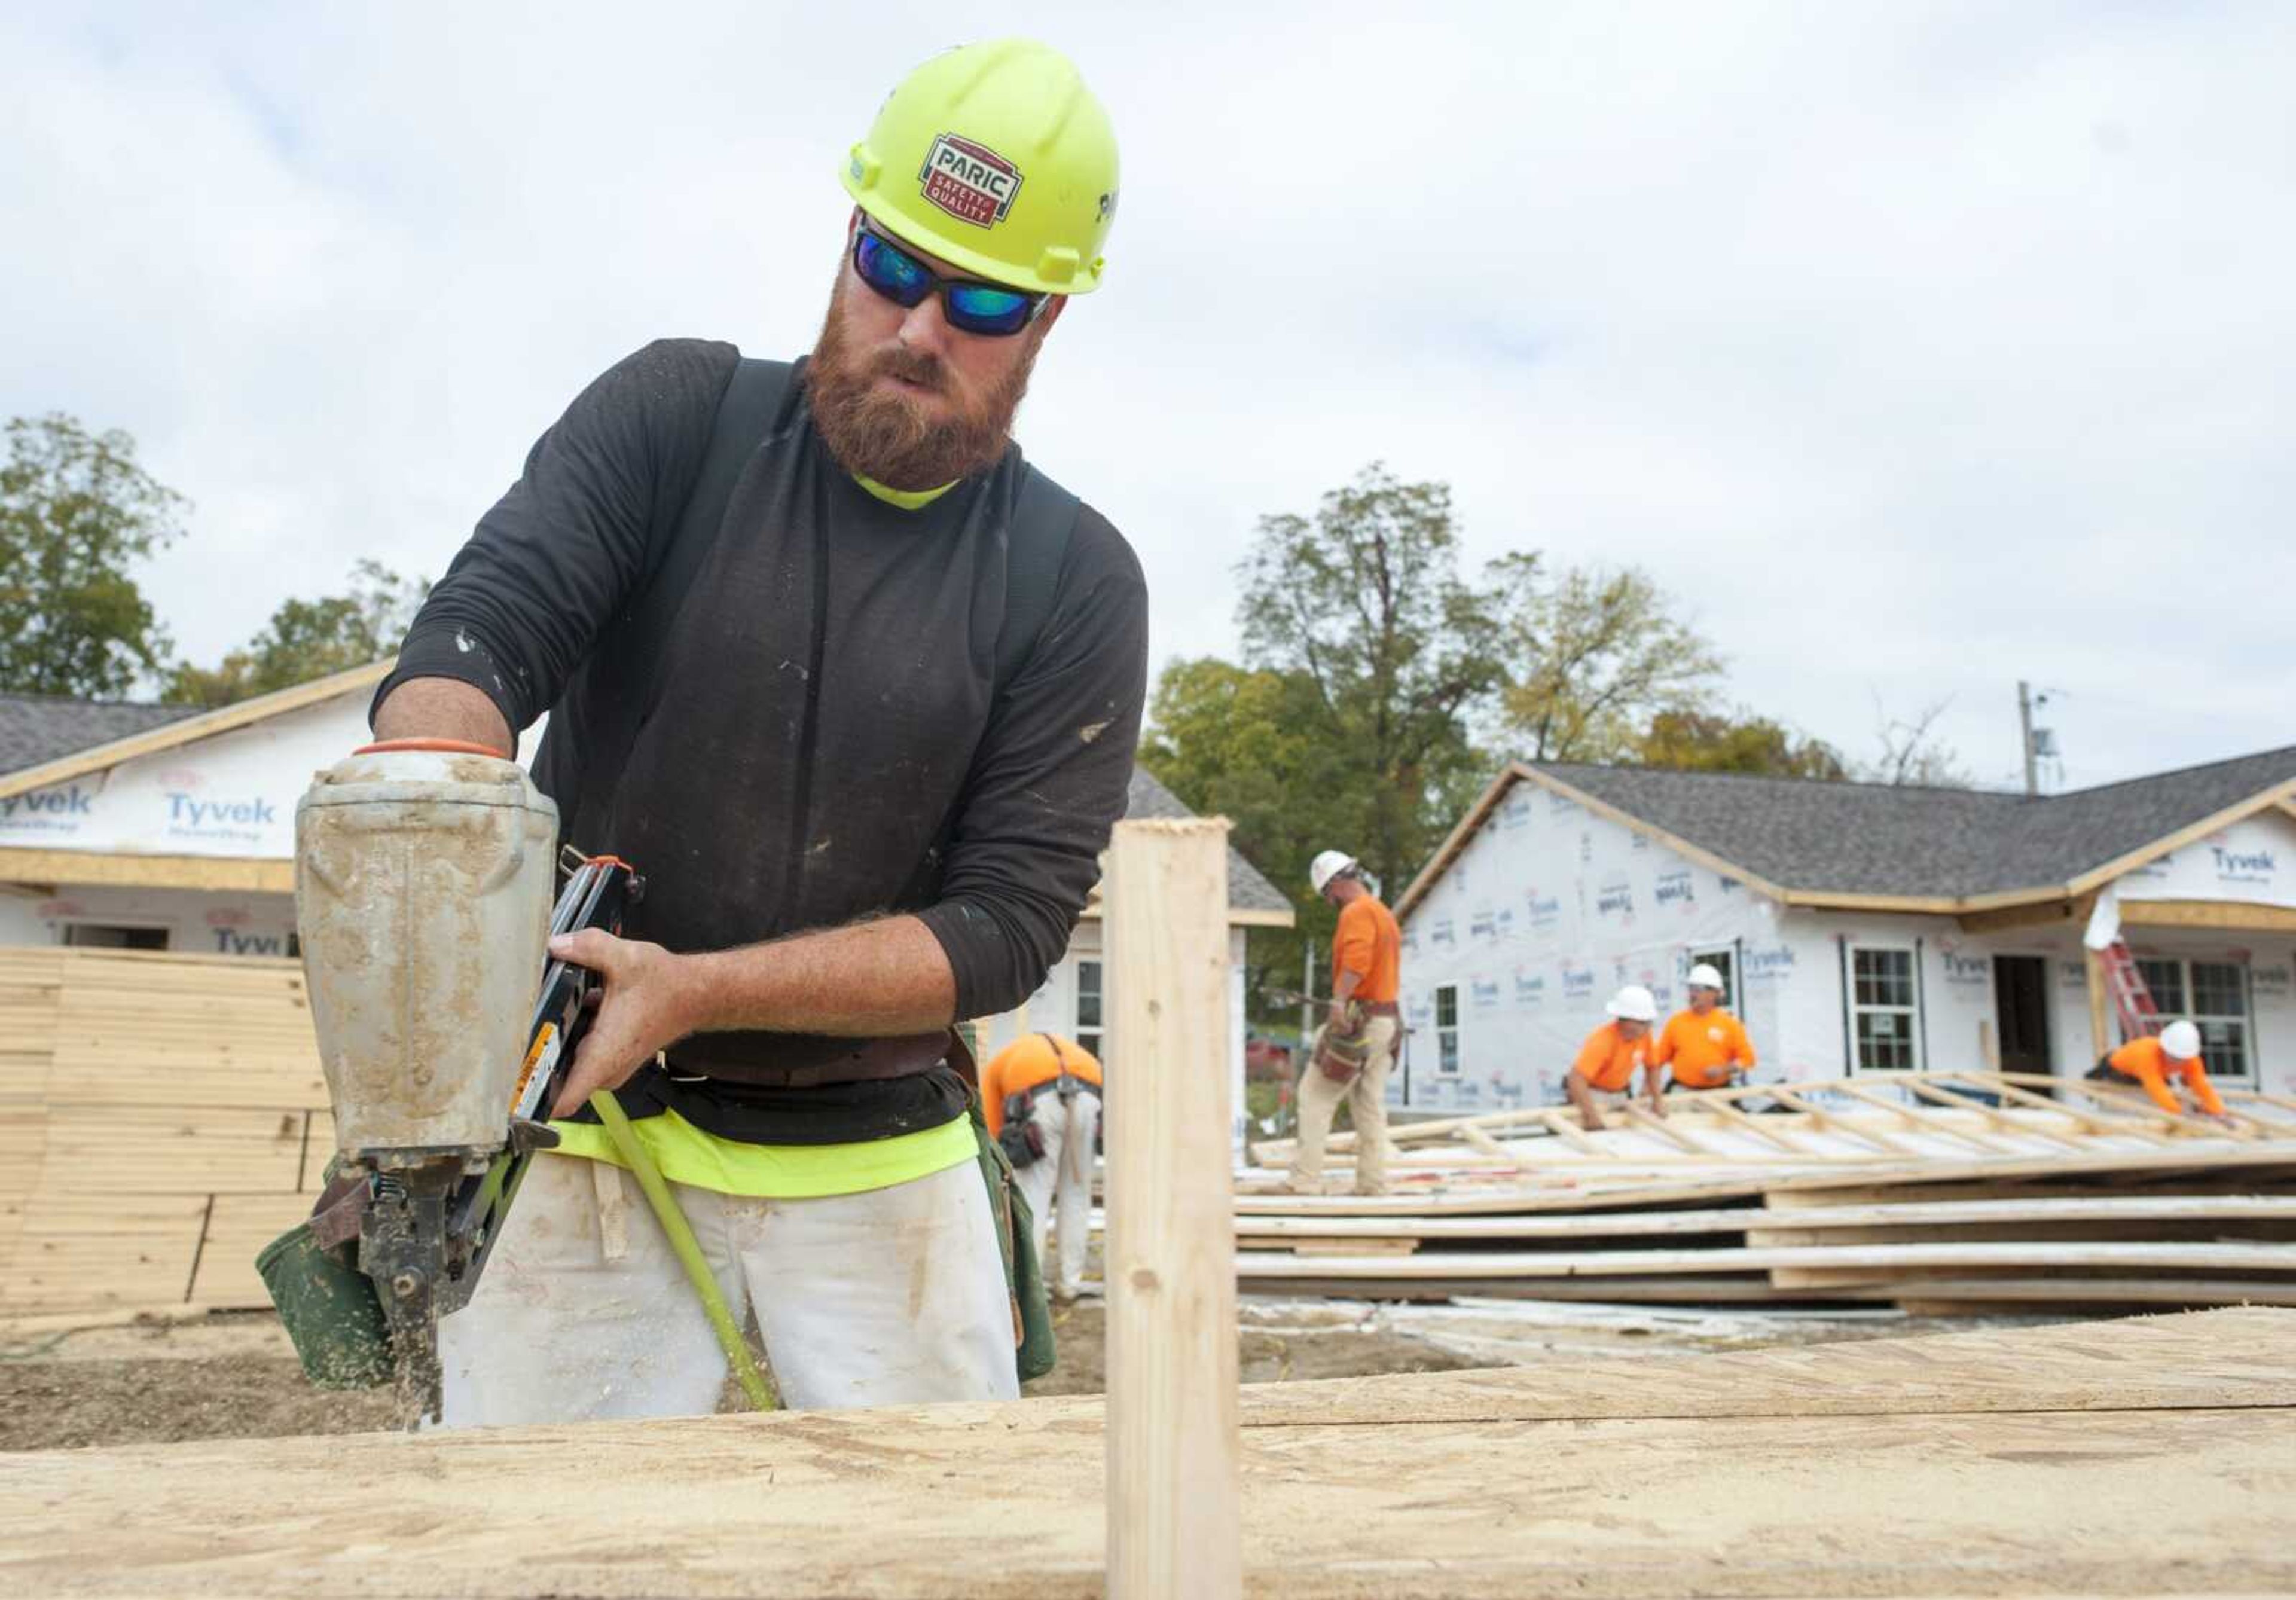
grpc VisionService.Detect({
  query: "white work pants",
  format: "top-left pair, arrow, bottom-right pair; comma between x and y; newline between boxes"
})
1012,1089 -> 1098,1299
435,1150 -> 1018,1427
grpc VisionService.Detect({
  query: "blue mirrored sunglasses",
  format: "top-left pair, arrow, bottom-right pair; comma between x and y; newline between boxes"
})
851,222 -> 1048,338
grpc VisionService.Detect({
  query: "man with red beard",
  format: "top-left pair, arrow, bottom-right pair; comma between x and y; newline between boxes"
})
366,40 -> 1141,1425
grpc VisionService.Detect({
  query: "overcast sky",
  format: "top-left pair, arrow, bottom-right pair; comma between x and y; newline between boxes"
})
7,2 -> 2291,792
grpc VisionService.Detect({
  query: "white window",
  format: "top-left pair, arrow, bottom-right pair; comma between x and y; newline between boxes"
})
1434,984 -> 1460,1075
1849,946 -> 1920,1072
1689,947 -> 1736,1011
2135,957 -> 2253,1079
1074,960 -> 1104,1062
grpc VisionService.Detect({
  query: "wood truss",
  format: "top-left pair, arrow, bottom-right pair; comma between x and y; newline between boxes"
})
1236,1071 -> 2296,1311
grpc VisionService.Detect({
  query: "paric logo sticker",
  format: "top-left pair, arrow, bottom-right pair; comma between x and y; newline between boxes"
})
920,133 -> 1023,228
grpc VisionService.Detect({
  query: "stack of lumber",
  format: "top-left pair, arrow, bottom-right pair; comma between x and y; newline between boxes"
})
1237,1070 -> 2296,1311
0,946 -> 327,1317
4,1309 -> 2290,1596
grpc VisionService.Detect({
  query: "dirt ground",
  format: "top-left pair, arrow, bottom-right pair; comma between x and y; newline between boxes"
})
0,1296 -> 1485,1452
0,1289 -> 2060,1453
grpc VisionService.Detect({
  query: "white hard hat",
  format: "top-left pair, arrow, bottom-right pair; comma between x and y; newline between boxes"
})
1309,850 -> 1358,894
1606,984 -> 1658,1023
2158,1020 -> 2202,1060
1686,963 -> 1726,992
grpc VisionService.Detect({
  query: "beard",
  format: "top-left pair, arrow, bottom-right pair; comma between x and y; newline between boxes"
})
804,273 -> 1046,491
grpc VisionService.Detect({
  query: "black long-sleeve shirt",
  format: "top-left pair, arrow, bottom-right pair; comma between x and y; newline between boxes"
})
375,339 -> 1147,1143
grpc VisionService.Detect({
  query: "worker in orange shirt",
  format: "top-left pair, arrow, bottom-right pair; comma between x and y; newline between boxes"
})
981,1033 -> 1103,1300
1653,963 -> 1757,1094
1288,849 -> 1403,1196
1564,985 -> 1663,1131
2087,1021 -> 2232,1123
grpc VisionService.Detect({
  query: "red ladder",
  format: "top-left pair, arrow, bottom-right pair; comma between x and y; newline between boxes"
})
2096,938 -> 2165,1042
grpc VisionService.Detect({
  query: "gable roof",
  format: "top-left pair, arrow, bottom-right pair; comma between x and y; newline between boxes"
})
0,660 -> 397,800
0,694 -> 204,778
1399,746 -> 2296,918
1123,767 -> 1295,923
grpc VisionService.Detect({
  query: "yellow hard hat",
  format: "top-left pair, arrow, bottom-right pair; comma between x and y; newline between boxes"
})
841,39 -> 1119,296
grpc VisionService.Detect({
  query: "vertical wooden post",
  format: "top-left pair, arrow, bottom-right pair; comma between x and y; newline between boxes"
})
1103,818 -> 1241,1600
2085,946 -> 2112,1061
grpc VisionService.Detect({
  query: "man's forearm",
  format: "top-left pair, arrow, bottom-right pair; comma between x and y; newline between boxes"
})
373,677 -> 514,756
684,914 -> 958,1037
1333,970 -> 1364,1005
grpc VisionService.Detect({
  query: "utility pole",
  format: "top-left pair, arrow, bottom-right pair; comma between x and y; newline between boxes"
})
2018,680 -> 2038,797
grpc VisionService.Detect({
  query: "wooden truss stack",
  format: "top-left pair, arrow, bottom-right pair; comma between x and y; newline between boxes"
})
1237,1072 -> 2296,1311
1,945 -> 331,1318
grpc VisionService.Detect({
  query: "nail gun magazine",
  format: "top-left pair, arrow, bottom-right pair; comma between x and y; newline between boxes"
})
257,851 -> 642,1424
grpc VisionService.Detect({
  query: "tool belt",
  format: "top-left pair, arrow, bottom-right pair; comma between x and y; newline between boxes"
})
667,1029 -> 954,1088
998,1068 -> 1100,1169
1312,1001 -> 1397,1084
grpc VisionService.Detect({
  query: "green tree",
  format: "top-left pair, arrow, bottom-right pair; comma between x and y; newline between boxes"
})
1636,709 -> 1849,780
166,560 -> 428,707
1139,658 -> 1360,1020
1489,558 -> 1726,763
0,413 -> 190,698
1235,464 -> 1503,894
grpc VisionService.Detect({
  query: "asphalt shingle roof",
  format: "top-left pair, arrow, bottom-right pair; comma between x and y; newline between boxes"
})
1126,767 -> 1294,916
1535,745 -> 2296,899
0,693 -> 202,779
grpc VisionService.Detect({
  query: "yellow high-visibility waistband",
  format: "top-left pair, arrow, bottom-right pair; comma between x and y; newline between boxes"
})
547,1105 -> 976,1198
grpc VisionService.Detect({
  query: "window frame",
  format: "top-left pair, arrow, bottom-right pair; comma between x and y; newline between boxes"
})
61,921 -> 171,951
1074,958 -> 1104,1062
1848,943 -> 1922,1073
1433,983 -> 1461,1076
2135,955 -> 2254,1081
1689,946 -> 1737,1013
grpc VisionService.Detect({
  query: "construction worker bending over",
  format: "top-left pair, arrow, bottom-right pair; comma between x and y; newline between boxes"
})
1287,850 -> 1403,1196
1565,985 -> 1664,1131
2088,1021 -> 2233,1123
1653,964 -> 1757,1094
366,41 -> 1143,1424
981,1034 -> 1103,1302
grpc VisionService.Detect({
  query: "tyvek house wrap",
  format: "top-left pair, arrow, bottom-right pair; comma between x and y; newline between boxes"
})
1396,785 -> 1781,1110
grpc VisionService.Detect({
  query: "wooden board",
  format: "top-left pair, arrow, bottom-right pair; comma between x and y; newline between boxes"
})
188,1192 -> 316,1305
1238,1273 -> 1830,1305
1100,819 -> 1241,1599
1235,1193 -> 2296,1242
1234,1144 -> 2296,1219
1,1311 -> 2288,1599
0,1190 -> 207,1311
1233,1239 -> 2296,1280
1886,1279 -> 2296,1309
1234,1305 -> 2296,1423
0,947 -> 328,1314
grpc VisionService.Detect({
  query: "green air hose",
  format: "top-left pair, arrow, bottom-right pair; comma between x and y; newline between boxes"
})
587,1091 -> 778,1412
